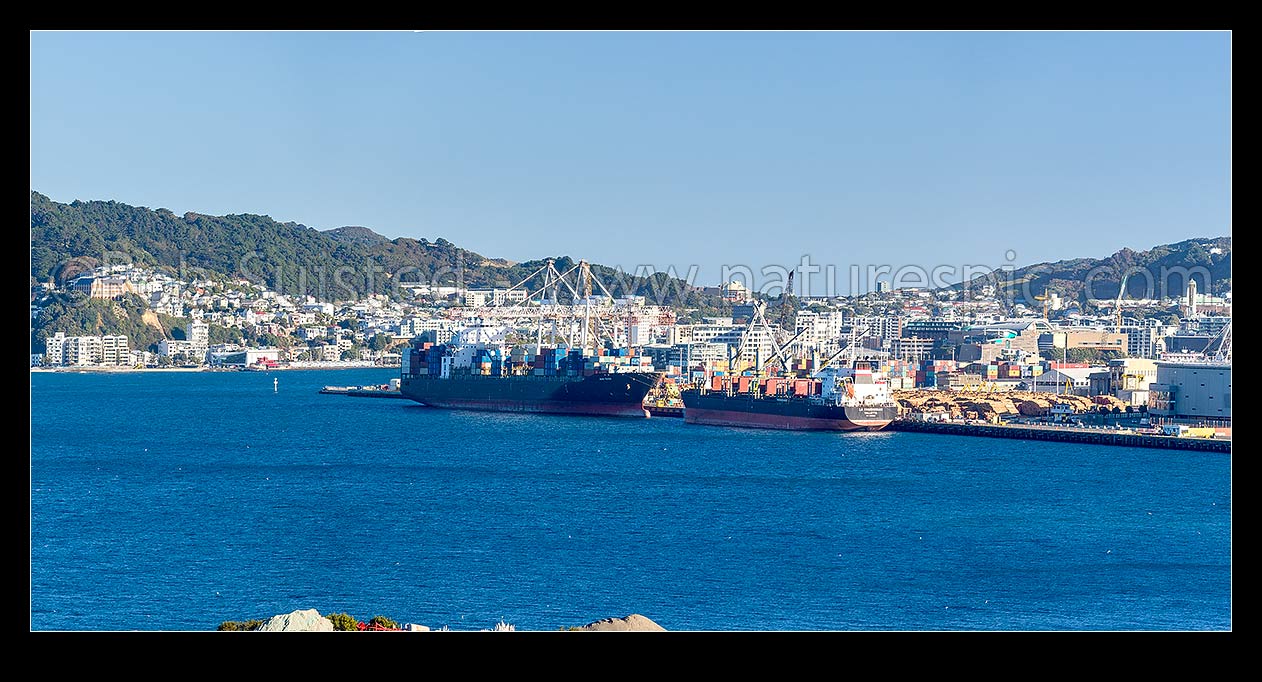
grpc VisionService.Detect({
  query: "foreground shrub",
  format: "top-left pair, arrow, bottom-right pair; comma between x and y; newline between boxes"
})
217,619 -> 264,631
325,612 -> 360,631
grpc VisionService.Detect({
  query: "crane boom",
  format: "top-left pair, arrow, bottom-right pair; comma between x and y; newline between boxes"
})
1115,271 -> 1130,333
778,271 -> 795,332
815,323 -> 870,373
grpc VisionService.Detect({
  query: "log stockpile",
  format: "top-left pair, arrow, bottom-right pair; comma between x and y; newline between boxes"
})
892,390 -> 1133,420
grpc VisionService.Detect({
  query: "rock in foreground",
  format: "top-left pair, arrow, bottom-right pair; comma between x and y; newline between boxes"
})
257,609 -> 334,632
576,614 -> 665,631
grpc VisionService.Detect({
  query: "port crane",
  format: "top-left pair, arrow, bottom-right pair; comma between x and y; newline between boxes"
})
487,258 -> 626,354
1202,319 -> 1232,363
814,322 -> 874,374
778,271 -> 795,334
1034,286 -> 1056,320
728,299 -> 806,376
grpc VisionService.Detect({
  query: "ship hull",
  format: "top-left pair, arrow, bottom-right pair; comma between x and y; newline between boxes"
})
401,372 -> 662,418
681,391 -> 896,431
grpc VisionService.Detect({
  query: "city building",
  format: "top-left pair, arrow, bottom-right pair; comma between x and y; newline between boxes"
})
1107,356 -> 1157,407
890,336 -> 934,362
669,318 -> 738,345
189,320 -> 209,354
63,335 -> 102,366
493,288 -> 529,305
709,325 -> 779,371
40,332 -> 132,367
1040,329 -> 1128,353
158,338 -> 205,363
130,350 -> 156,367
463,290 -> 492,307
44,332 -> 66,366
100,335 -> 131,366
702,280 -> 751,304
1120,321 -> 1167,359
1028,367 -> 1095,396
628,320 -> 655,346
901,319 -> 966,342
851,315 -> 904,346
645,341 -> 729,371
1182,315 -> 1231,339
950,319 -> 1050,357
73,276 -> 135,300
1163,335 -> 1216,354
793,310 -> 846,352
1108,358 -> 1157,392
1148,361 -> 1231,422
214,348 -> 282,367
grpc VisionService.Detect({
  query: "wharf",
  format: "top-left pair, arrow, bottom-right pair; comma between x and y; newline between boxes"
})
889,419 -> 1231,452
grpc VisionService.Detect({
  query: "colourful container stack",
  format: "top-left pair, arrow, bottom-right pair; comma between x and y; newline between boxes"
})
425,344 -> 448,376
475,348 -> 502,376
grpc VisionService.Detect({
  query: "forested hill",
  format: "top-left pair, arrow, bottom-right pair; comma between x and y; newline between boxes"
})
955,237 -> 1231,304
29,191 -> 723,307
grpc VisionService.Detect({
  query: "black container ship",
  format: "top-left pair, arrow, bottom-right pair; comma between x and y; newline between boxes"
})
400,337 -> 662,418
680,361 -> 898,431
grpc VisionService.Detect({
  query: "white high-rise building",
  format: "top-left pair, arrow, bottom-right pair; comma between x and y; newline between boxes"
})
44,332 -> 66,366
42,332 -> 131,366
100,335 -> 131,366
794,310 -> 846,353
187,320 -> 210,362
64,335 -> 102,366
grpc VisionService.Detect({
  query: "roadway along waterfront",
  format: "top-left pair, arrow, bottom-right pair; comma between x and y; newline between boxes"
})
889,419 -> 1231,452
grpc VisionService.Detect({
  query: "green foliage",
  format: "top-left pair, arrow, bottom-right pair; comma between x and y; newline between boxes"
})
217,619 -> 264,631
325,612 -> 360,631
208,324 -> 244,345
1068,348 -> 1125,363
1044,347 -> 1127,363
30,192 -> 731,307
31,291 -> 167,352
960,237 -> 1232,301
368,334 -> 392,352
367,615 -> 399,630
931,338 -> 959,361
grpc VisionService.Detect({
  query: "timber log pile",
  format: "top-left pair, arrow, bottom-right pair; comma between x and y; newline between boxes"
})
892,390 -> 1134,421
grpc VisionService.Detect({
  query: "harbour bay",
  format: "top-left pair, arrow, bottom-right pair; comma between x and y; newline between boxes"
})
30,369 -> 1231,631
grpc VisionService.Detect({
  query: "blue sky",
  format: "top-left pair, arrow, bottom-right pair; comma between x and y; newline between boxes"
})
30,31 -> 1230,293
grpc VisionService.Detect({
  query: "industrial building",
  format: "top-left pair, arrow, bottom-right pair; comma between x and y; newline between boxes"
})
1147,361 -> 1231,422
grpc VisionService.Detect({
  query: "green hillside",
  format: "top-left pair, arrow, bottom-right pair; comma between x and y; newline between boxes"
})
30,191 -> 726,308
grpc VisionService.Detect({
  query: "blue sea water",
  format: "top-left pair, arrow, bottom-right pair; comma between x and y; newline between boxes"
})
30,369 -> 1231,631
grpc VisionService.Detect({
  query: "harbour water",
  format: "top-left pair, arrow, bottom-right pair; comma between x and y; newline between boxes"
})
30,369 -> 1231,631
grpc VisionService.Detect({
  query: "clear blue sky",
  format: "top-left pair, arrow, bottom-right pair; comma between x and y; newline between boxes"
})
30,31 -> 1230,294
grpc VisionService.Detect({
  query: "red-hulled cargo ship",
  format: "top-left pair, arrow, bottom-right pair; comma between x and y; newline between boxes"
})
680,360 -> 898,431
